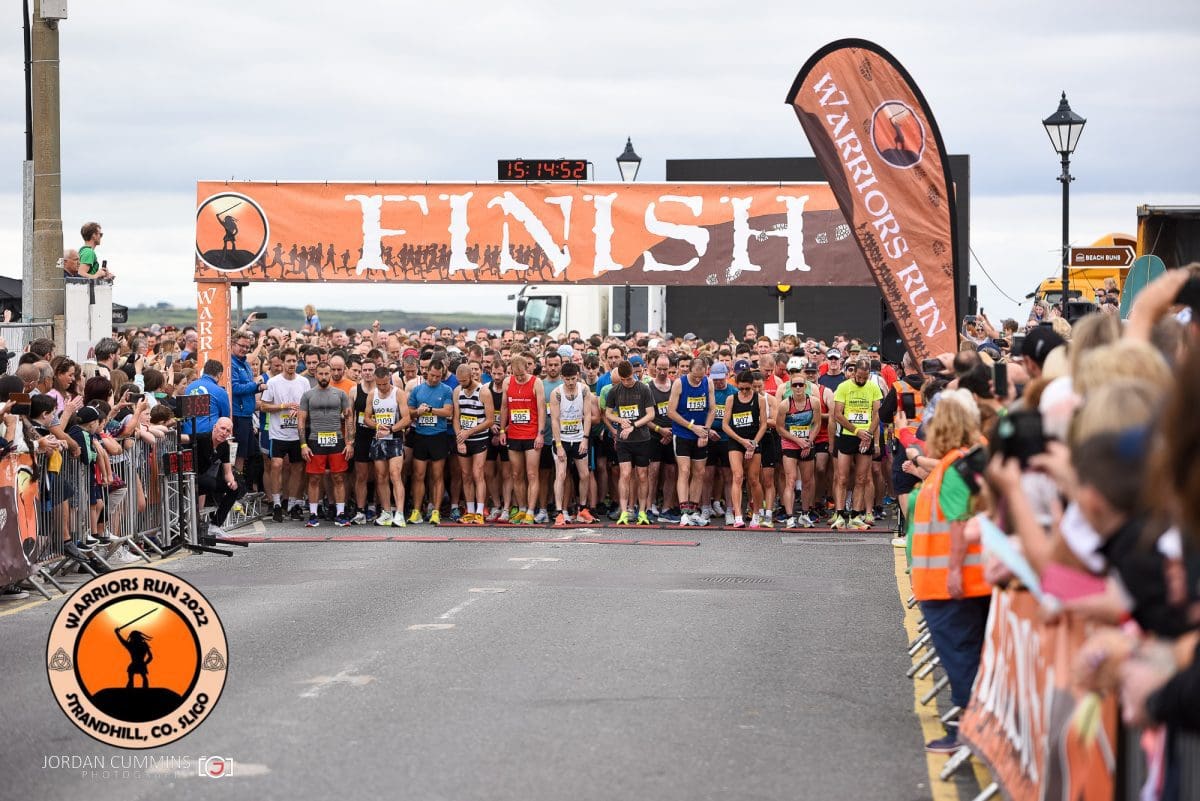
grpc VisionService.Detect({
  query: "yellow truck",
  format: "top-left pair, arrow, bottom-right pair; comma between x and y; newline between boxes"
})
1029,233 -> 1135,307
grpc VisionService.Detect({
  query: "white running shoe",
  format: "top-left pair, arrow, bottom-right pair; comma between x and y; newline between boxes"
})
534,508 -> 550,524
784,516 -> 798,529
679,512 -> 693,527
749,514 -> 762,529
696,511 -> 711,527
797,513 -> 816,528
724,510 -> 735,526
374,511 -> 392,526
351,511 -> 367,525
711,500 -> 725,515
112,545 -> 141,564
763,509 -> 774,525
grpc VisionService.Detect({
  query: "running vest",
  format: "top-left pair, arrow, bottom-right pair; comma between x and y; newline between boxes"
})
712,382 -> 736,433
893,379 -> 924,433
910,448 -> 990,602
649,381 -> 673,429
457,384 -> 489,442
506,375 -> 538,440
728,392 -> 760,441
556,387 -> 587,444
781,393 -> 815,451
354,382 -> 373,433
672,376 -> 709,439
371,387 -> 399,440
542,377 -> 563,436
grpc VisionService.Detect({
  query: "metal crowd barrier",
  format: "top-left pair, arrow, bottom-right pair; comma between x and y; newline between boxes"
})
27,428 -> 199,595
0,321 -> 55,374
1120,725 -> 1200,801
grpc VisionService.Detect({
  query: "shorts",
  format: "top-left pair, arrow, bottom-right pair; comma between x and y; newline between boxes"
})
305,450 -> 349,474
615,438 -> 652,467
487,441 -> 509,462
232,415 -> 259,458
673,436 -> 708,461
651,438 -> 674,464
353,432 -> 374,463
539,441 -> 556,470
706,437 -> 729,468
411,432 -> 450,462
759,433 -> 780,468
270,438 -> 304,464
891,441 -> 920,495
369,438 -> 405,461
835,434 -> 875,457
783,447 -> 816,462
89,481 -> 106,504
508,438 -> 539,453
554,440 -> 587,462
457,438 -> 489,457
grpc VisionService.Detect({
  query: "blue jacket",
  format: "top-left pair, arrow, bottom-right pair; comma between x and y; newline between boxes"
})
230,354 -> 259,417
182,374 -> 231,435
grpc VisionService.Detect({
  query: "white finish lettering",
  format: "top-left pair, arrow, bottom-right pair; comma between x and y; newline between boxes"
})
641,196 -> 709,272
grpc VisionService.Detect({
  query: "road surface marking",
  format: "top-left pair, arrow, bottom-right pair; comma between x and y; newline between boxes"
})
298,668 -> 377,698
439,597 -> 479,619
468,587 -> 508,593
408,623 -> 455,631
508,556 -> 560,570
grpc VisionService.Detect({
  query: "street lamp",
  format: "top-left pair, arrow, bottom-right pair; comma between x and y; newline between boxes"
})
616,137 -> 641,182
773,284 -> 792,331
1042,91 -> 1086,312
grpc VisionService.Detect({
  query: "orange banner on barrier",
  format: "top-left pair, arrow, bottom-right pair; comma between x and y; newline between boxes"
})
959,589 -> 1117,801
787,39 -> 960,361
193,181 -> 874,287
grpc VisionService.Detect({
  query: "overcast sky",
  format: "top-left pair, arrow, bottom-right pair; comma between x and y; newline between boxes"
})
2,1 -> 1198,328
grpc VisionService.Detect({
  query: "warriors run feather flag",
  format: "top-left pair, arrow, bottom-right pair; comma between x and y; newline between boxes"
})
787,39 -> 960,360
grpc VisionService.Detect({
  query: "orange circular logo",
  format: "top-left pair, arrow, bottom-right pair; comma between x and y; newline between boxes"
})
195,191 -> 269,271
46,568 -> 228,748
870,100 -> 926,169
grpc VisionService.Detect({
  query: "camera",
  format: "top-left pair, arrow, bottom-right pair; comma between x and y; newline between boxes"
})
953,444 -> 989,495
991,410 -> 1046,467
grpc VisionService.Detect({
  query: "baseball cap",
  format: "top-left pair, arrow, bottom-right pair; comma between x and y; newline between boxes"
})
1022,327 -> 1065,368
683,332 -> 698,341
76,406 -> 101,425
826,349 -> 842,359
733,359 -> 751,373
786,356 -> 805,372
402,348 -> 419,359
709,362 -> 729,379
629,355 -> 645,367
556,344 -> 574,359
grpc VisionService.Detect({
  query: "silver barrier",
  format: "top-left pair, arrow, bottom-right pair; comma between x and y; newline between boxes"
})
0,321 -> 54,374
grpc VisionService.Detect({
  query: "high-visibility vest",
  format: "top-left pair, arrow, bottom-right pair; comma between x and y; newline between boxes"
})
893,379 -> 924,434
910,447 -> 990,602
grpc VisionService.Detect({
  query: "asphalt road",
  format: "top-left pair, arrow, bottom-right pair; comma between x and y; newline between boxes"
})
2,519 -> 951,801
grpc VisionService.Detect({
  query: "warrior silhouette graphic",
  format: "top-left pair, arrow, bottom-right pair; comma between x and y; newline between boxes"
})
116,628 -> 154,688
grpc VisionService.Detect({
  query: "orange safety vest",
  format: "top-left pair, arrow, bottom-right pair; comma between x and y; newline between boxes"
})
893,379 -> 924,434
910,448 -> 990,602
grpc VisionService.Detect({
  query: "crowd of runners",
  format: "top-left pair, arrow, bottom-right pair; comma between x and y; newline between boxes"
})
221,316 -> 932,532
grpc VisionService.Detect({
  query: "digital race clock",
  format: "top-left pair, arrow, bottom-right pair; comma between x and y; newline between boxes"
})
497,159 -> 589,181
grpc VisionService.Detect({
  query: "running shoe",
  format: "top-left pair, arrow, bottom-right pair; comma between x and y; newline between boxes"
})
290,505 -> 307,521
732,518 -> 746,529
487,508 -> 505,524
553,512 -> 567,527
862,510 -> 875,526
520,511 -> 536,526
892,537 -> 907,548
375,511 -> 393,527
924,733 -> 960,754
796,513 -> 816,529
334,514 -> 351,527
636,511 -> 651,526
830,513 -> 846,530
408,509 -> 423,525
449,506 -> 462,523
509,508 -> 524,524
534,508 -> 549,524
429,510 -> 441,526
351,511 -> 367,526
763,510 -> 774,527
365,508 -> 378,524
882,496 -> 896,506
679,512 -> 693,527
272,503 -> 284,523
847,515 -> 871,531
696,511 -> 712,527
749,514 -> 762,529
615,511 -> 631,526
306,514 -> 320,528
657,509 -> 680,524
711,500 -> 725,515
784,516 -> 798,529
724,511 -> 735,526
575,508 -> 596,524
393,512 -> 406,528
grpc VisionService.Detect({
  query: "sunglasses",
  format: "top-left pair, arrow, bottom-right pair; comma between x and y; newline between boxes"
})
827,356 -> 841,361
790,381 -> 805,387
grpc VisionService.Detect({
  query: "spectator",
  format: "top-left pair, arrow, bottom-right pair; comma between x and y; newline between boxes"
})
195,417 -> 244,539
77,222 -> 114,280
181,359 -> 231,438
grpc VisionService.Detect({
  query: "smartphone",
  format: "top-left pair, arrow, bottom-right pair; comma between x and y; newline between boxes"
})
165,353 -> 175,367
1010,335 -> 1025,357
1176,275 -> 1200,308
8,392 -> 31,416
993,410 -> 1046,467
255,312 -> 269,320
901,392 -> 917,418
992,362 -> 1008,398
920,358 -> 944,375
954,445 -> 989,495
126,392 -> 143,405
963,315 -> 977,327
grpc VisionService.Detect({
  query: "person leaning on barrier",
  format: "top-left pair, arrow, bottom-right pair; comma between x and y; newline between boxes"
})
908,389 -> 991,755
194,417 -> 244,539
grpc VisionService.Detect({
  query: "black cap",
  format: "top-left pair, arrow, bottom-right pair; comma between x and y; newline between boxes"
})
76,406 -> 101,425
1021,327 -> 1065,368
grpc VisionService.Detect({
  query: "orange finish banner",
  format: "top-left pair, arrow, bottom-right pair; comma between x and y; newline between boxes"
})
787,39 -> 960,360
193,182 -> 873,287
959,589 -> 1117,801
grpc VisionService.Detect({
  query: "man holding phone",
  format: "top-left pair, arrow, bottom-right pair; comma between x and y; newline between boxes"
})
230,330 -> 263,473
878,352 -> 926,539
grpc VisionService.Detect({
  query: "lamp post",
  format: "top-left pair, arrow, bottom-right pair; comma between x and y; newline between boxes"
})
1042,92 -> 1086,313
774,284 -> 792,331
616,137 -> 641,183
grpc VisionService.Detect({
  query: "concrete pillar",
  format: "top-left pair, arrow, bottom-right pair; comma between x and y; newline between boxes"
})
30,0 -> 65,324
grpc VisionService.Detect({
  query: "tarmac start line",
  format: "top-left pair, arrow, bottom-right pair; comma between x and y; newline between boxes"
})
224,534 -> 701,546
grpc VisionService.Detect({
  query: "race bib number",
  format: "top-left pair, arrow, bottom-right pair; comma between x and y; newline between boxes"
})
656,401 -> 669,417
713,406 -> 725,420
788,424 -> 810,437
731,411 -> 753,428
375,411 -> 395,429
417,413 -> 437,428
685,395 -> 706,412
618,404 -> 639,420
511,408 -> 531,425
280,413 -> 298,430
316,431 -> 339,448
459,413 -> 479,431
561,418 -> 582,436
849,410 -> 870,427
356,412 -> 365,427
